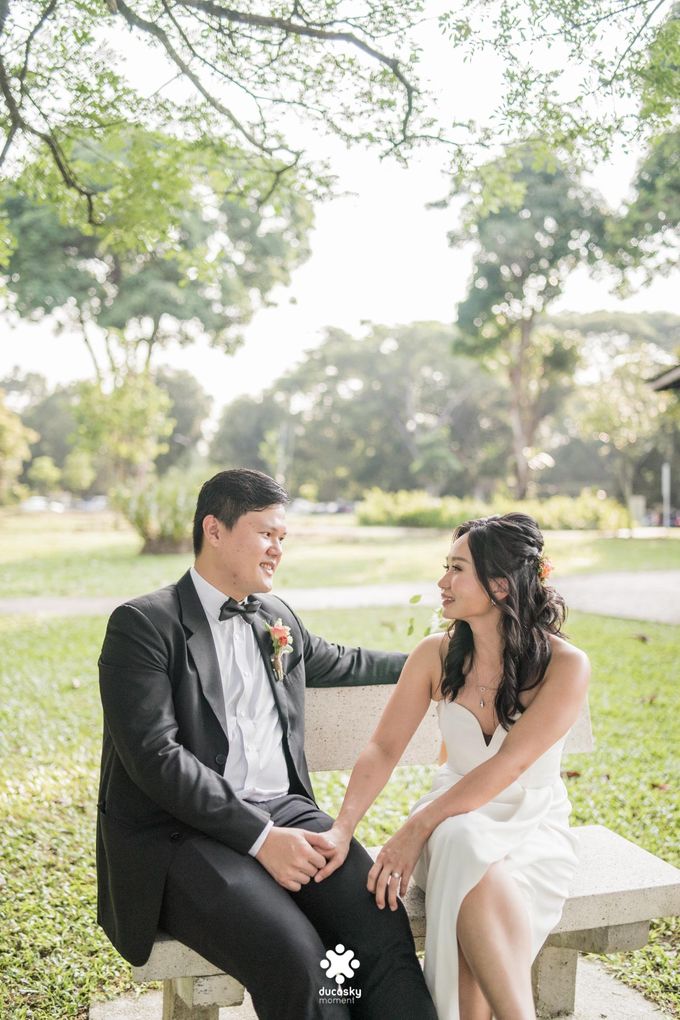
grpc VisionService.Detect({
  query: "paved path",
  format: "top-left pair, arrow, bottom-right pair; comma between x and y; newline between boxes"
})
1,571 -> 679,623
89,957 -> 672,1020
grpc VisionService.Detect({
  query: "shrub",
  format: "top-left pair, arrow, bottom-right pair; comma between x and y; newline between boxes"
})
111,468 -> 204,553
357,488 -> 628,530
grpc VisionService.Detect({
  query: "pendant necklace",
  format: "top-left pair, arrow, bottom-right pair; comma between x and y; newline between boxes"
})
471,665 -> 502,708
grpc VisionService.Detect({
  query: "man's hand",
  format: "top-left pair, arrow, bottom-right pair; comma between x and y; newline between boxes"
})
313,823 -> 352,882
255,826 -> 333,891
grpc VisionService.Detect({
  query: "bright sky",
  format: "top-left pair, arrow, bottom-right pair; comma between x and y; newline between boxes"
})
1,12 -> 677,411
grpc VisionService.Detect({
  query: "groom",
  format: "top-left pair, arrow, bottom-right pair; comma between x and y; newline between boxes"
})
96,468 -> 435,1019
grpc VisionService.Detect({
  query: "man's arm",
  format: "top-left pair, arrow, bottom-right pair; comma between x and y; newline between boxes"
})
272,598 -> 406,688
302,630 -> 406,688
99,603 -> 270,855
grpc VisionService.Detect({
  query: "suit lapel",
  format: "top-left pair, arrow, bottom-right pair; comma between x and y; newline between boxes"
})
177,571 -> 229,740
252,610 -> 290,733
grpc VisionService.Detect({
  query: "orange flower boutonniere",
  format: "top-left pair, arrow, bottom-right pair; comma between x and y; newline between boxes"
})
265,618 -> 293,680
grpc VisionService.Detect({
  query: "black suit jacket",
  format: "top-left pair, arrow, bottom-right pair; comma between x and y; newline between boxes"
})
96,571 -> 406,965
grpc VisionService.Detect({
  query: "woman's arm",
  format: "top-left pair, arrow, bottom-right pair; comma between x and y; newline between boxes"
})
314,634 -> 443,881
369,640 -> 590,908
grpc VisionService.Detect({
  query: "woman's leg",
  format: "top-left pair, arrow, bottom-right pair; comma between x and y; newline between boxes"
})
456,861 -> 536,1020
457,940 -> 492,1020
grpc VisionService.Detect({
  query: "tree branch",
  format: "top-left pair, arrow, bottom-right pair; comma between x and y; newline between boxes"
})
0,52 -> 99,222
115,0 -> 278,156
603,0 -> 668,85
178,0 -> 416,140
18,0 -> 59,95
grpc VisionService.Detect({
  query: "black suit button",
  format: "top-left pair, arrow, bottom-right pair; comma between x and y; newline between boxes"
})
215,754 -> 227,765
169,831 -> 181,842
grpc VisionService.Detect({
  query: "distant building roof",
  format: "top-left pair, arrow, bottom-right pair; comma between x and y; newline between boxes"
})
650,364 -> 680,391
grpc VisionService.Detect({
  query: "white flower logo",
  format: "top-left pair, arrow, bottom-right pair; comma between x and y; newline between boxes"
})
320,944 -> 360,988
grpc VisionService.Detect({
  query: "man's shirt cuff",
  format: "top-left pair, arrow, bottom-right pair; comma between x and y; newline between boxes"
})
248,819 -> 274,857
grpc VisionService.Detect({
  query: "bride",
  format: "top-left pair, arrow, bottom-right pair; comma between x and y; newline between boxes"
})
316,512 -> 589,1020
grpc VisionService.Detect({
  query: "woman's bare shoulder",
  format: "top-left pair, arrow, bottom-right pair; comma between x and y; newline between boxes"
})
410,631 -> 449,663
547,634 -> 590,687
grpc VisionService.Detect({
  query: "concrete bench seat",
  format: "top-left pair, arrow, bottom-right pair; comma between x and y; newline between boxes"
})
132,685 -> 680,1019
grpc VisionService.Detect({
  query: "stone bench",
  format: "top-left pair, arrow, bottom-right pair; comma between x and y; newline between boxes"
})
133,685 -> 680,1018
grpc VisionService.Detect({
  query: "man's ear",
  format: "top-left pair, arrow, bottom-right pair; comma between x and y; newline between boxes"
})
489,577 -> 509,602
202,514 -> 222,547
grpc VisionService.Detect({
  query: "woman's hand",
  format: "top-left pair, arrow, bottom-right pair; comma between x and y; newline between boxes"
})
367,817 -> 428,910
313,822 -> 353,882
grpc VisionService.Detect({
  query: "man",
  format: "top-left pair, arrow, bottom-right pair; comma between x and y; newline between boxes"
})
97,468 -> 436,1019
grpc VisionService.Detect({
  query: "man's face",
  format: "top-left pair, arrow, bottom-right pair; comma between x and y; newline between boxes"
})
201,504 -> 287,600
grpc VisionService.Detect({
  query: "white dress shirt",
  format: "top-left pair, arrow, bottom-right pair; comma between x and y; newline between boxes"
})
190,567 -> 289,854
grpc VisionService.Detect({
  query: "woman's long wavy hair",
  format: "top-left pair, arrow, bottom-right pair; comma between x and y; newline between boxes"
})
440,512 -> 566,730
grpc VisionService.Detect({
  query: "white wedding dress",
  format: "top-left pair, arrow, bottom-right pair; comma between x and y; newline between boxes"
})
411,699 -> 579,1020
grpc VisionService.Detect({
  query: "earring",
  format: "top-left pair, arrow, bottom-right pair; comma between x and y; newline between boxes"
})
490,597 -> 496,606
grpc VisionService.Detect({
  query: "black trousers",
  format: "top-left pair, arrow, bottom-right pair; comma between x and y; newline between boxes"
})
159,794 -> 436,1020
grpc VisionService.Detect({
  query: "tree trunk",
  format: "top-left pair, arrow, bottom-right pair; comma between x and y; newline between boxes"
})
508,317 -> 534,499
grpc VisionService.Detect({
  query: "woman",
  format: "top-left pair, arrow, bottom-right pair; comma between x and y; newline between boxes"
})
316,513 -> 589,1020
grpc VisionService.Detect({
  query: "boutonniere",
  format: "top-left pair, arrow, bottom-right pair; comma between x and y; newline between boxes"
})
265,618 -> 293,680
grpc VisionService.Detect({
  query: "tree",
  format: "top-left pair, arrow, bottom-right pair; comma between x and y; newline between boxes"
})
547,310 -> 680,354
72,374 -> 174,486
605,129 -> 680,287
20,384 -> 79,471
568,344 -> 677,512
451,144 -> 606,497
211,322 -> 511,499
504,311 -> 680,501
0,390 -> 36,503
1,135 -> 314,379
0,1 -> 676,238
153,368 -> 212,473
26,454 -> 60,495
61,449 -> 96,496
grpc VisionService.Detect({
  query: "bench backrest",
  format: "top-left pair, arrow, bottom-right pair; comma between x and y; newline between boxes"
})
305,685 -> 593,772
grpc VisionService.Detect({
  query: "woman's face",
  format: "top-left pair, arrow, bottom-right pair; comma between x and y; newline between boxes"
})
438,532 -> 496,622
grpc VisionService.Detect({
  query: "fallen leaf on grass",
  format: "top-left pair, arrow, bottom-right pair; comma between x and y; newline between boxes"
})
651,783 -> 670,791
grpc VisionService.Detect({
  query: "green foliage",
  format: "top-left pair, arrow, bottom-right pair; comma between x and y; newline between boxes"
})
26,454 -> 61,495
72,375 -> 174,485
451,143 -> 607,497
20,384 -> 80,473
357,488 -> 629,531
0,3 -> 425,239
567,344 -> 678,505
1,135 -> 314,377
0,391 -> 37,504
61,449 -> 96,496
211,322 -> 511,500
606,129 -> 680,287
153,369 -> 212,474
111,467 -> 208,554
547,310 -> 680,354
441,1 -> 680,157
0,0 -> 675,236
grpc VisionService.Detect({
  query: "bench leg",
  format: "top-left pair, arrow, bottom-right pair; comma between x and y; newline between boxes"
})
162,979 -> 219,1020
532,945 -> 578,1017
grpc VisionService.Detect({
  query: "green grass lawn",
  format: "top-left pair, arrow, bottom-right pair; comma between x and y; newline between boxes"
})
1,510 -> 680,597
0,606 -> 678,1018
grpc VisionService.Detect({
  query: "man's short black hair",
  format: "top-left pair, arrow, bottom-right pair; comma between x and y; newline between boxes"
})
193,469 -> 289,555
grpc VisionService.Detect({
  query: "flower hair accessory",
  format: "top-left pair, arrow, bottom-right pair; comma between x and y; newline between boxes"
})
265,618 -> 293,680
537,554 -> 554,584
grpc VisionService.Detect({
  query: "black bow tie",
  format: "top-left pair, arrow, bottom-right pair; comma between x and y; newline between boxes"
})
218,597 -> 261,623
